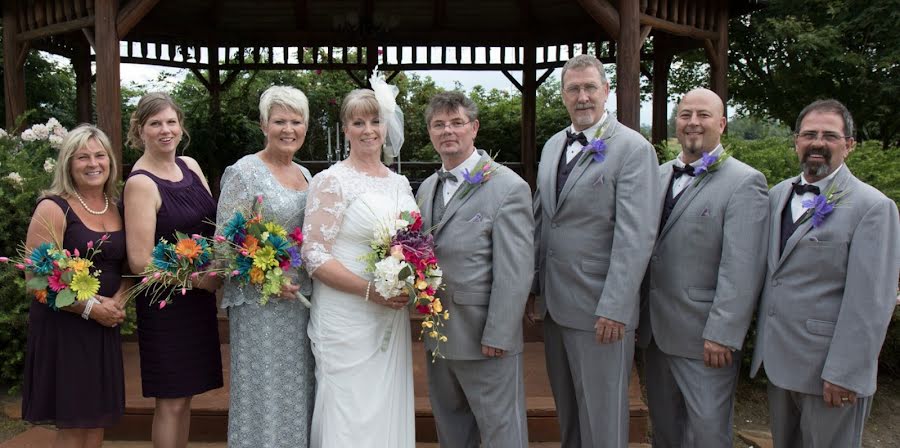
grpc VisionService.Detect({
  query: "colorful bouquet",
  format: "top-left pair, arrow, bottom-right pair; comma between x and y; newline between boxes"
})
362,210 -> 448,355
127,232 -> 224,309
1,234 -> 109,309
215,195 -> 308,306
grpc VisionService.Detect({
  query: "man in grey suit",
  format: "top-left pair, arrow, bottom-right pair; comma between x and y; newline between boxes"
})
637,88 -> 769,447
417,91 -> 534,448
532,54 -> 660,447
750,99 -> 900,447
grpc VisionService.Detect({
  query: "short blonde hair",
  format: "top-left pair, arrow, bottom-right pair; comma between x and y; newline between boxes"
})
259,86 -> 309,124
340,89 -> 380,126
43,124 -> 120,202
127,92 -> 190,151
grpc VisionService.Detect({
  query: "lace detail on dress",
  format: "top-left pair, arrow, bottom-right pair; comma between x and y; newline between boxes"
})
301,162 -> 413,274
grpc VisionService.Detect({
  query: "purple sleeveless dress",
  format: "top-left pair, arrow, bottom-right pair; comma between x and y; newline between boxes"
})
127,158 -> 223,398
21,195 -> 125,428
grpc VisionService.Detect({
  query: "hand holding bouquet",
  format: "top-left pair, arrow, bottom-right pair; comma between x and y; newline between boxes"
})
362,210 -> 448,356
2,234 -> 109,309
127,232 -> 225,309
215,195 -> 308,307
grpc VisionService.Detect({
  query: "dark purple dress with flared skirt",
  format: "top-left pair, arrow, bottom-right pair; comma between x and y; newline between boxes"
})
127,158 -> 223,398
21,195 -> 125,428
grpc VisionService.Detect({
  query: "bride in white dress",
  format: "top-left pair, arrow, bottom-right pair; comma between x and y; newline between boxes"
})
301,89 -> 415,448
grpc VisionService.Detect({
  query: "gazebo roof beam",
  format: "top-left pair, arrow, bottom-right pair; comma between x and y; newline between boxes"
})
294,0 -> 308,30
117,0 -> 160,38
576,0 -> 620,37
17,16 -> 94,41
640,12 -> 717,40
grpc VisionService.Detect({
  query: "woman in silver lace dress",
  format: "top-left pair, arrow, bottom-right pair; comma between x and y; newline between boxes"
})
216,86 -> 315,448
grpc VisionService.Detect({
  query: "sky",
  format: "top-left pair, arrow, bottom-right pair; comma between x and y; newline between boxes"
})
119,63 -> 668,126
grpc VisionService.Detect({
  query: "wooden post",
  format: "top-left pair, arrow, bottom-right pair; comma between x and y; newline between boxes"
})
616,0 -> 640,130
709,2 -> 728,120
94,0 -> 122,178
73,42 -> 94,123
3,0 -> 27,131
651,37 -> 673,145
521,44 -> 537,189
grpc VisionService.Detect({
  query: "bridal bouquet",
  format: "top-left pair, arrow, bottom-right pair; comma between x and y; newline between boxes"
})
214,195 -> 308,307
126,232 -> 224,309
1,233 -> 109,309
362,210 -> 448,353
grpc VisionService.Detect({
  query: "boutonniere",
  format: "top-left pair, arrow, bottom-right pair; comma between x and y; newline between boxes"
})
693,150 -> 730,178
457,157 -> 500,200
799,181 -> 850,228
578,118 -> 612,166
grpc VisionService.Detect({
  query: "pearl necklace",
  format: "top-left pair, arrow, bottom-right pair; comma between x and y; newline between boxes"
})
73,191 -> 109,215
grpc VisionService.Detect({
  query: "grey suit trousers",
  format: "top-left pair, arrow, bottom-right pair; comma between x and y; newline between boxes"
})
767,383 -> 872,448
426,352 -> 528,448
544,314 -> 634,448
644,341 -> 739,448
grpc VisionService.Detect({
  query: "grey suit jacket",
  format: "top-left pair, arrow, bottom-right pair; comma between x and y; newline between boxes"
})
637,156 -> 769,359
533,117 -> 660,331
417,150 -> 535,360
750,166 -> 900,396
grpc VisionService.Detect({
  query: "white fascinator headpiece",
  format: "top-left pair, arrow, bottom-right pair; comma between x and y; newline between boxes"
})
369,66 -> 404,160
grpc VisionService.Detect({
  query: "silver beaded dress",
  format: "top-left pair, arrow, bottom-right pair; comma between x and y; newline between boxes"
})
216,154 -> 315,448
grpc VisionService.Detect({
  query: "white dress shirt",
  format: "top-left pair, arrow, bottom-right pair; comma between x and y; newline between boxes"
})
439,149 -> 482,205
790,164 -> 843,222
671,144 -> 724,197
565,112 -> 609,164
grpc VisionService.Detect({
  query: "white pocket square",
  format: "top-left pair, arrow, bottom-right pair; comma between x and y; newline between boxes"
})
467,213 -> 483,223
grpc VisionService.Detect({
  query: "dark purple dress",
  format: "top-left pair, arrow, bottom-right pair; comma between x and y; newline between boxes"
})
21,195 -> 125,428
127,158 -> 223,398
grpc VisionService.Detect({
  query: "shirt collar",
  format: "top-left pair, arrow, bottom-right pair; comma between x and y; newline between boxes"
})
442,149 -> 482,181
800,164 -> 843,189
674,144 -> 724,168
569,111 -> 609,139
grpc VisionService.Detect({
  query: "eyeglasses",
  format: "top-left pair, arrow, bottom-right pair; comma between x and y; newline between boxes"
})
795,131 -> 849,144
564,84 -> 600,96
430,120 -> 472,132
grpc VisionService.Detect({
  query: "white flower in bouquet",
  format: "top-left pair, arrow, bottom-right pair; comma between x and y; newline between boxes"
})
20,129 -> 36,141
5,172 -> 23,185
31,124 -> 49,140
373,256 -> 412,298
43,158 -> 56,173
426,266 -> 443,289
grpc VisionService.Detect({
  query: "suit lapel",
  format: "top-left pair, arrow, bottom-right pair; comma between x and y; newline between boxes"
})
434,152 -> 492,235
543,133 -> 565,215
556,119 -> 618,210
769,179 -> 794,272
658,166 -> 715,241
777,168 -> 853,268
419,174 -> 438,232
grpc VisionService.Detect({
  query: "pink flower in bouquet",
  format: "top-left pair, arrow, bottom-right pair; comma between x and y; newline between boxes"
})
289,227 -> 304,244
390,245 -> 405,260
48,270 -> 66,292
409,211 -> 423,232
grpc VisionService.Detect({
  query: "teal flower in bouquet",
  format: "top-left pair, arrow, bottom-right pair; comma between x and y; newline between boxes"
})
29,243 -> 56,275
151,241 -> 177,270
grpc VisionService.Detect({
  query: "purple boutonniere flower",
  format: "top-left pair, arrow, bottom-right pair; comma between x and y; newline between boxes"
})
801,194 -> 835,228
578,138 -> 607,166
457,158 -> 501,199
693,152 -> 719,175
462,166 -> 486,185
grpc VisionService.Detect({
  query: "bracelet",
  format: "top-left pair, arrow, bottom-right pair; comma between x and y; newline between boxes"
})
81,297 -> 100,320
364,281 -> 371,302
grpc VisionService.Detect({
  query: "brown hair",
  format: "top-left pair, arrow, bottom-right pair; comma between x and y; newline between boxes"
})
127,92 -> 190,151
340,89 -> 380,126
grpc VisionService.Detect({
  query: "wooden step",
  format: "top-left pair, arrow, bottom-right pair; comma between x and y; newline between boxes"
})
105,342 -> 649,443
0,427 -> 651,447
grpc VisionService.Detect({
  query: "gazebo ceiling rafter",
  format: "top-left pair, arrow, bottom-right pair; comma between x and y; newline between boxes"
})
2,0 -> 766,187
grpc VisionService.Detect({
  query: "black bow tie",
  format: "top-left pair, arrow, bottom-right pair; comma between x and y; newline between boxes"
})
566,130 -> 589,147
672,164 -> 696,178
438,170 -> 458,183
792,182 -> 820,196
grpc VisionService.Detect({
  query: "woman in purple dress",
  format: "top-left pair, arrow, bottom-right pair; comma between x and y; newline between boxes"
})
123,93 -> 223,448
22,125 -> 127,448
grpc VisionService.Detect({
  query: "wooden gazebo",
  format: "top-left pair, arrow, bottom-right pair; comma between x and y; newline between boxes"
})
3,0 -> 763,185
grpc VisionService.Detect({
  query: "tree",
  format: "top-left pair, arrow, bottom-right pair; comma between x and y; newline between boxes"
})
667,0 -> 900,147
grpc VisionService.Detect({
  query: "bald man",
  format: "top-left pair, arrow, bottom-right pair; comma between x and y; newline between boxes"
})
637,88 -> 769,447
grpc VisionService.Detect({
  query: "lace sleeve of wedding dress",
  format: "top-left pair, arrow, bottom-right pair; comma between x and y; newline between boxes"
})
302,171 -> 346,274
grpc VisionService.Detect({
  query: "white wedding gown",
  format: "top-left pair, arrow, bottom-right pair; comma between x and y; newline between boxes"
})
302,162 -> 416,448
